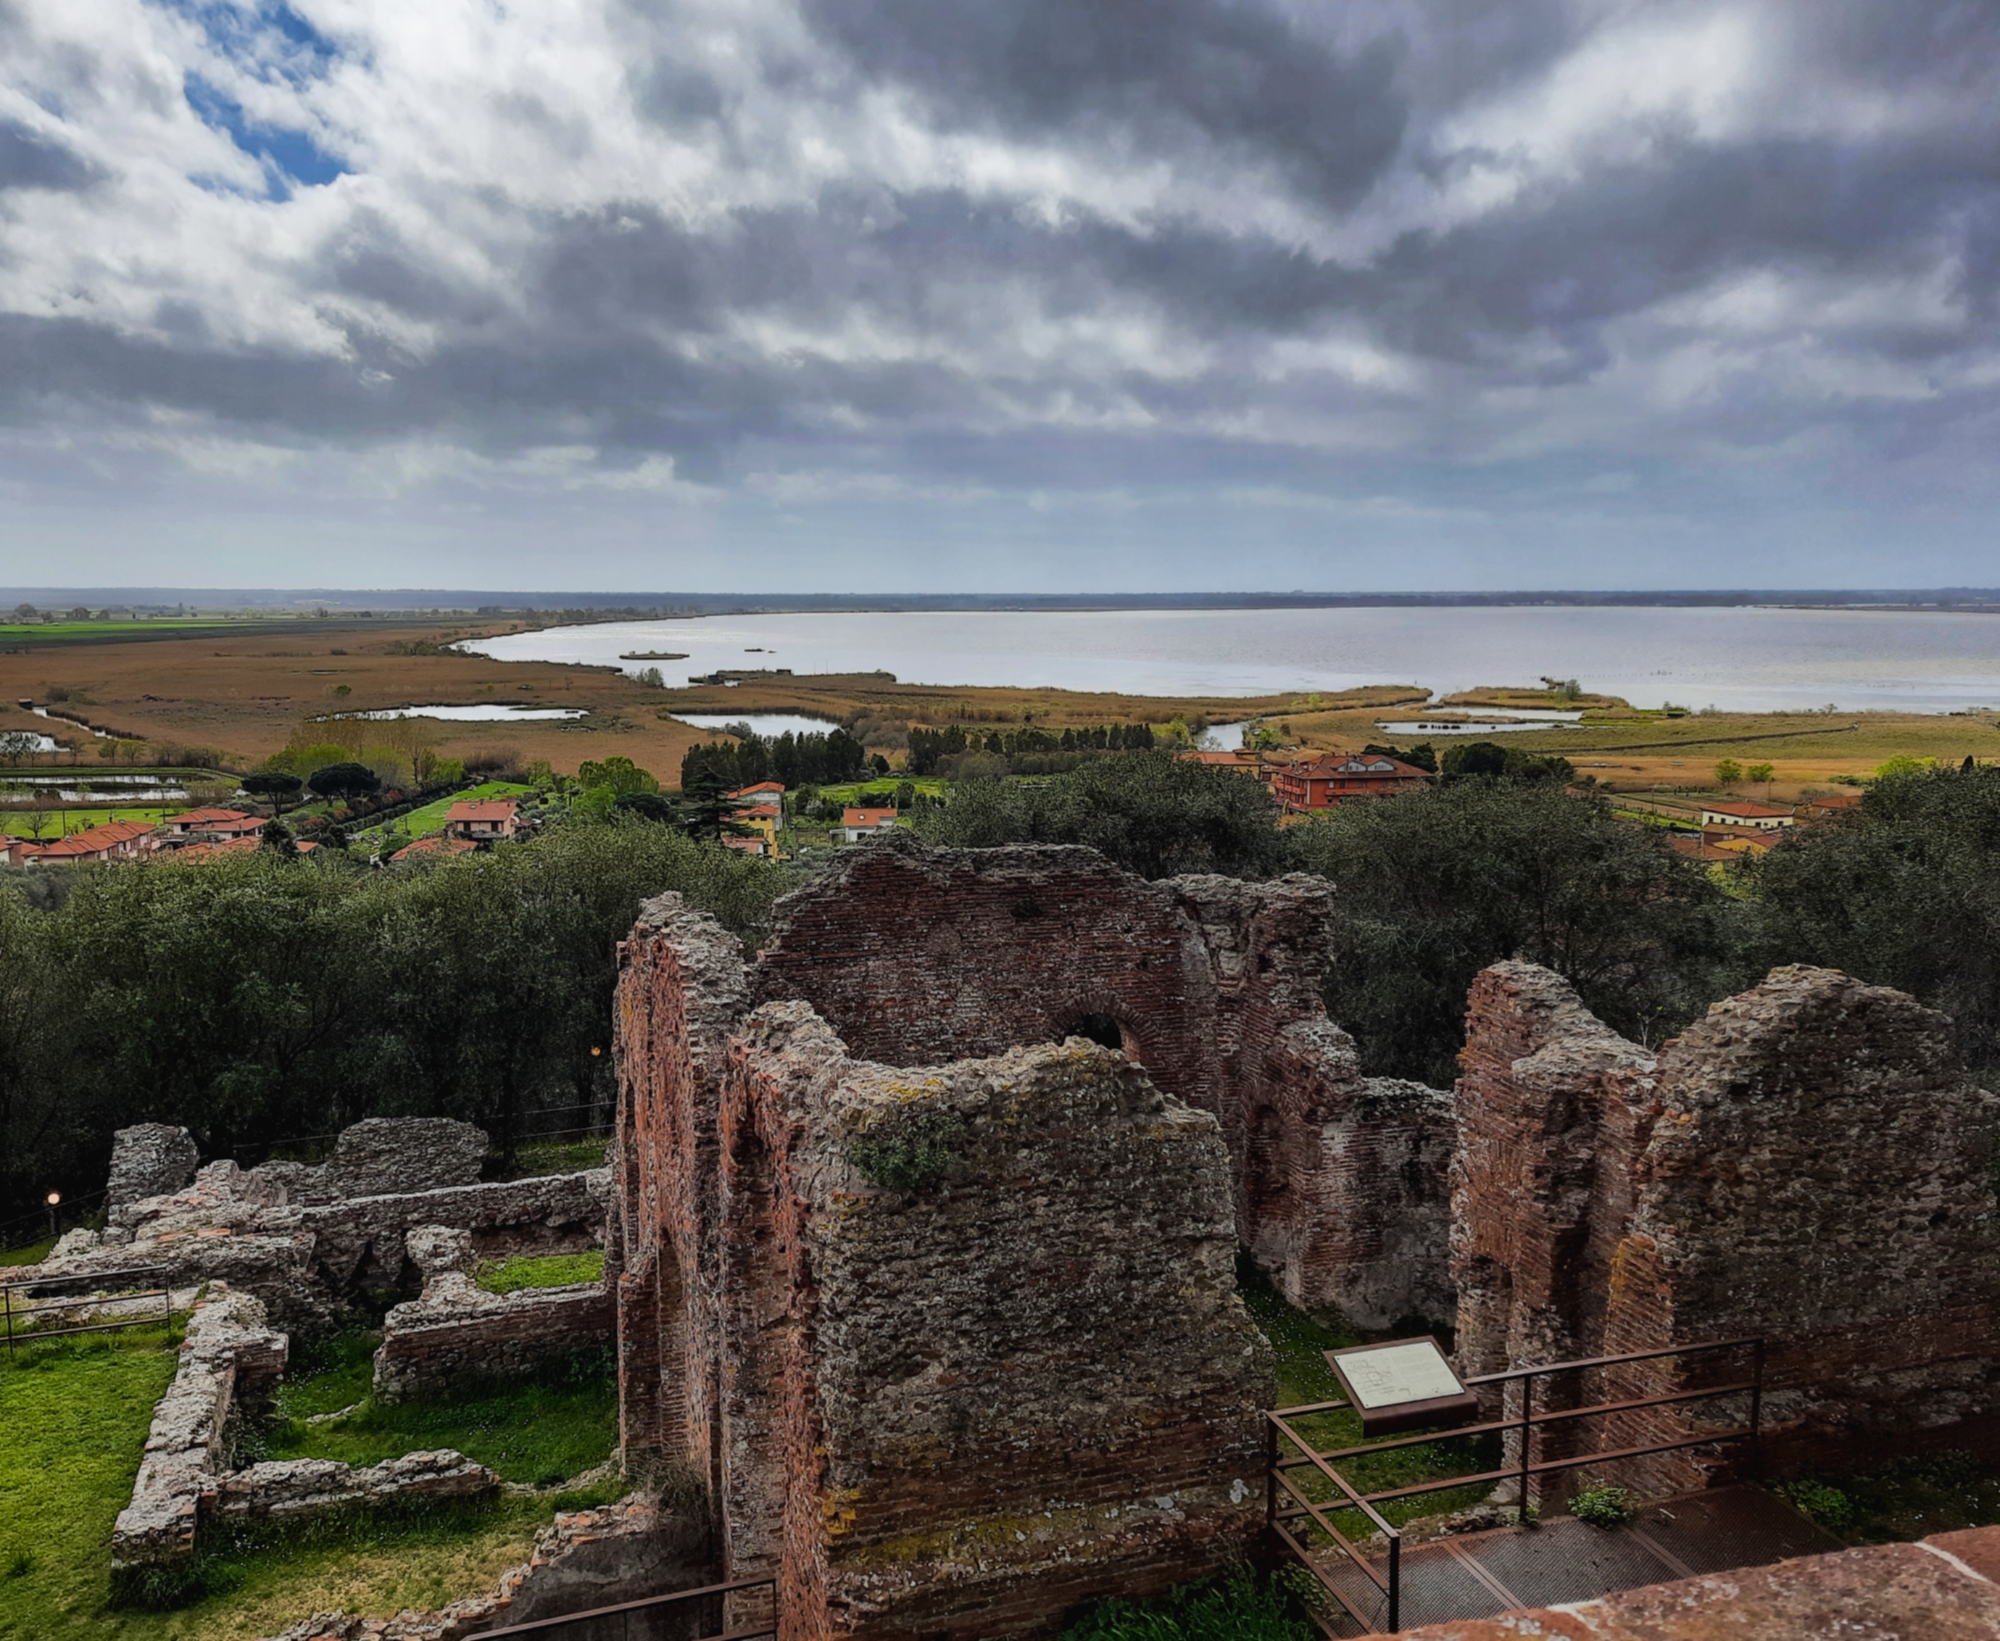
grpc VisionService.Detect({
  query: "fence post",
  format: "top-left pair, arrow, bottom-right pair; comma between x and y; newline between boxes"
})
1265,1416 -> 1279,1534
3,1285 -> 12,1356
1516,1374 -> 1534,1524
1387,1530 -> 1401,1633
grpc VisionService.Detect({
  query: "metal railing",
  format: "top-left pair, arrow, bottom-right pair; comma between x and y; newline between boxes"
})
476,1574 -> 776,1641
1267,1336 -> 1765,1635
2,1264 -> 176,1354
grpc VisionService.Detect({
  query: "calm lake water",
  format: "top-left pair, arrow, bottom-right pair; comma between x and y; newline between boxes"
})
462,607 -> 2000,714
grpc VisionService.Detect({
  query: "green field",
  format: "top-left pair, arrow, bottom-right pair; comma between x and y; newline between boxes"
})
0,1322 -> 619,1641
0,807 -> 174,838
357,781 -> 534,842
0,620 -> 249,645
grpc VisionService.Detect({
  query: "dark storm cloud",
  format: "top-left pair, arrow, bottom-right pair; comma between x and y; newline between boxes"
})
6,0 -> 2000,539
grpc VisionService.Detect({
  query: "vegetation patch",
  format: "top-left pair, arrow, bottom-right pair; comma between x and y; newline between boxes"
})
847,1109 -> 969,1193
266,1335 -> 617,1487
1237,1255 -> 1496,1536
1569,1483 -> 1634,1528
1778,1451 -> 2000,1543
1063,1568 -> 1315,1641
477,1249 -> 605,1294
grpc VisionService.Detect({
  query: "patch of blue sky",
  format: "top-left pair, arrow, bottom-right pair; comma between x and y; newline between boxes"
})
183,70 -> 347,197
154,0 -> 345,86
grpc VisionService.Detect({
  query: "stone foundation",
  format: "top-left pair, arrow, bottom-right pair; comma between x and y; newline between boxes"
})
214,1451 -> 499,1525
111,1283 -> 289,1582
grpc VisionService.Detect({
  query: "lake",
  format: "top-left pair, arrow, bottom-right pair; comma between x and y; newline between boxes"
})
461,607 -> 2000,714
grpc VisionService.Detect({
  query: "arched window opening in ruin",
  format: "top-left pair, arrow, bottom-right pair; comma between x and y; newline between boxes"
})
1062,1012 -> 1142,1059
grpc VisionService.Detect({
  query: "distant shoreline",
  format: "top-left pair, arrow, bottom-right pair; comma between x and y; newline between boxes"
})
7,588 -> 2000,617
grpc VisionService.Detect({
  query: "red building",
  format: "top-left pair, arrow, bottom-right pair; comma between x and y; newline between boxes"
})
1269,752 -> 1431,814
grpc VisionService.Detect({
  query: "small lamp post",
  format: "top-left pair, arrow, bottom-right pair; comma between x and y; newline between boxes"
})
44,1190 -> 60,1240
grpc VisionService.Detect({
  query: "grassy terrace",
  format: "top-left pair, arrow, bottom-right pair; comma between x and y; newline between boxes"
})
0,1320 -> 619,1640
1240,1258 -> 1496,1540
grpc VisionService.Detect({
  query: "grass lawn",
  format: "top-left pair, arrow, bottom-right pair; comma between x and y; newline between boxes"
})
0,1237 -> 54,1266
1239,1257 -> 1497,1538
0,1321 -> 624,1640
0,808 -> 173,837
357,781 -> 534,842
265,1332 -> 618,1487
478,1250 -> 604,1295
487,1135 -> 611,1180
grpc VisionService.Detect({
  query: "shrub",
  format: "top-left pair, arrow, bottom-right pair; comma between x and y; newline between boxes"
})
846,1109 -> 968,1193
1569,1483 -> 1634,1528
1780,1480 -> 1855,1532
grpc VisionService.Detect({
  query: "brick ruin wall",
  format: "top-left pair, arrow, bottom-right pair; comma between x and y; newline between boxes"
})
1454,960 -> 2000,1498
720,1009 -> 1272,1641
747,835 -> 1454,1326
612,858 -> 1288,1641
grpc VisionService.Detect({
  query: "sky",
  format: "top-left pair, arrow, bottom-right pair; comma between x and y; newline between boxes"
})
1,0 -> 1997,593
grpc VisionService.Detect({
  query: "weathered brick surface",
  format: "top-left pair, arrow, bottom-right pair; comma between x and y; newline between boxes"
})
744,836 -> 1450,1323
1393,1526 -> 2000,1639
717,1009 -> 1273,1641
374,1269 -> 614,1404
1453,960 -> 2000,1498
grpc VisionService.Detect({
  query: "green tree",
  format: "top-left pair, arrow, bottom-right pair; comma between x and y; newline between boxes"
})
679,748 -> 754,842
308,762 -> 382,802
577,756 -> 658,798
259,819 -> 299,859
1746,762 -> 1776,797
913,752 -> 1289,880
1748,763 -> 2000,1071
1715,759 -> 1743,788
1289,782 -> 1740,1085
242,772 -> 304,814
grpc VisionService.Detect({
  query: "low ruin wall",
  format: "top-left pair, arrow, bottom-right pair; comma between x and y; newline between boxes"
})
375,1280 -> 614,1404
111,1283 -> 289,1584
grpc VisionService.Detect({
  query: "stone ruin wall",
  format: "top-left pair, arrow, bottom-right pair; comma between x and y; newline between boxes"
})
611,847 -> 1314,1641
746,835 -> 1454,1327
1454,959 -> 2000,1498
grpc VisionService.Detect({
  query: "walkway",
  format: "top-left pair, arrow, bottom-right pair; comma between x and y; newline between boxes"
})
1313,1485 -> 1844,1634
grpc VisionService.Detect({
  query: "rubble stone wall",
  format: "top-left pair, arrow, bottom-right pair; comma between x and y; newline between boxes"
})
374,1275 -> 614,1404
111,1284 -> 289,1581
1453,960 -> 2000,1496
716,1006 -> 1274,1641
107,1123 -> 200,1217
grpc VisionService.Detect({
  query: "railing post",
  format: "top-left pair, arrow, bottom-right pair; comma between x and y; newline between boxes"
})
1749,1338 -> 1765,1481
1265,1415 -> 1279,1534
1387,1530 -> 1400,1633
1516,1373 -> 1534,1523
3,1285 -> 12,1356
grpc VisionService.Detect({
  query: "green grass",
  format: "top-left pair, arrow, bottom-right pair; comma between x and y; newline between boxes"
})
477,1250 -> 604,1295
355,781 -> 533,842
266,1334 -> 617,1487
0,1325 -> 180,1638
1064,1569 -> 1315,1641
1238,1257 -> 1498,1538
1779,1450 -> 2000,1545
0,1322 -> 622,1639
814,777 -> 949,804
0,1237 -> 54,1267
0,620 -> 245,643
0,807 -> 175,837
486,1135 -> 611,1180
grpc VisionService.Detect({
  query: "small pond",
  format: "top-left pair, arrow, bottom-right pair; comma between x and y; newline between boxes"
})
672,713 -> 845,739
340,704 -> 587,722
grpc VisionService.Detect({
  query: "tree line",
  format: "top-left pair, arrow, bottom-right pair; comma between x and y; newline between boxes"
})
0,822 -> 785,1231
906,722 -> 1158,776
679,726 -> 871,794
915,753 -> 2000,1090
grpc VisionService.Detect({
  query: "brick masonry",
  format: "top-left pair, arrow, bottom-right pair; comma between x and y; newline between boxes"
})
1453,960 -> 2000,1499
610,846 -> 1306,1641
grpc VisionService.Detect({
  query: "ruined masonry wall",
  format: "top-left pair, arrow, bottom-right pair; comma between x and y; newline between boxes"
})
718,1007 -> 1274,1641
111,1283 -> 288,1579
1453,960 -> 2000,1495
374,1276 -> 613,1404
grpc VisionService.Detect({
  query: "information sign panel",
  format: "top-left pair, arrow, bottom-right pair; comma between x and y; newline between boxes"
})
1327,1336 -> 1481,1436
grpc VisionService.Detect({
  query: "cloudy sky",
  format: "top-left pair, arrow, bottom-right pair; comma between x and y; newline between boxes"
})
2,0 -> 1996,592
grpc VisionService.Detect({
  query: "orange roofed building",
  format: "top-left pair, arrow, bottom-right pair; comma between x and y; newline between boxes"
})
1269,753 -> 1431,814
162,808 -> 266,841
443,798 -> 523,844
12,818 -> 156,865
838,807 -> 899,843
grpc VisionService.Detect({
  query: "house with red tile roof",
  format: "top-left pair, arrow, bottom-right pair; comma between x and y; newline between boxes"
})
729,781 -> 786,800
391,834 -> 478,862
722,833 -> 770,857
443,798 -> 523,844
1698,800 -> 1793,830
1269,752 -> 1431,814
13,818 -> 156,865
161,807 -> 266,841
838,806 -> 899,843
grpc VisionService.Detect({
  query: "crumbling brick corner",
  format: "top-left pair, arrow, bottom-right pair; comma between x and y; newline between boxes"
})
1453,959 -> 2000,1500
717,1007 -> 1275,1641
